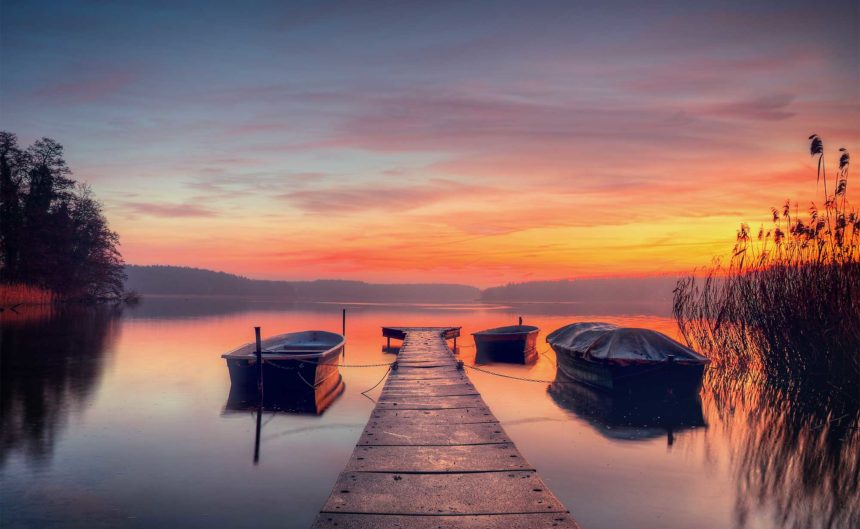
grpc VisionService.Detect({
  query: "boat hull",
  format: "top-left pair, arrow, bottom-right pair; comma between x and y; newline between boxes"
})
553,347 -> 706,395
225,344 -> 344,393
474,328 -> 539,364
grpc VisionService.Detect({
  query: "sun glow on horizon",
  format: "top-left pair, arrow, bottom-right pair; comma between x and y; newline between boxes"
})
2,1 -> 857,285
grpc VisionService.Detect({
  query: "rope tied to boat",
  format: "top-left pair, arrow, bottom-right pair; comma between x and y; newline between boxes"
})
295,366 -> 341,390
262,359 -> 396,368
462,363 -> 555,384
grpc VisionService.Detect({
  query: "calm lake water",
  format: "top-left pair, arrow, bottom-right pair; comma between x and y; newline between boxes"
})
2,298 -> 858,529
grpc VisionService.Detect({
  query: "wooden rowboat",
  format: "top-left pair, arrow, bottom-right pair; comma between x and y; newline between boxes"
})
222,330 -> 344,394
472,325 -> 540,364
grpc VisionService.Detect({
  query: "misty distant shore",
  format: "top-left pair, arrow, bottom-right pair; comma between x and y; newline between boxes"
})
125,265 -> 678,305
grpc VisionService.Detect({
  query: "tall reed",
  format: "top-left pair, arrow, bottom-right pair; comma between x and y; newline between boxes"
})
674,136 -> 859,380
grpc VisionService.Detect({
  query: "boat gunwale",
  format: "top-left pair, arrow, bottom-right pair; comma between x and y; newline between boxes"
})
472,325 -> 540,337
221,330 -> 344,361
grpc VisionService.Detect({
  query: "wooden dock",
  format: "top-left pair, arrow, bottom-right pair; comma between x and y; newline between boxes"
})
312,327 -> 580,529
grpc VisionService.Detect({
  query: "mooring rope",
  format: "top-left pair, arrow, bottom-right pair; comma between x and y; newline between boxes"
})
361,366 -> 392,398
295,366 -> 341,390
263,359 -> 395,368
463,364 -> 555,384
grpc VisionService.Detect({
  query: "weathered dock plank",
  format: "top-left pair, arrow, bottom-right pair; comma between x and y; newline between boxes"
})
370,408 -> 495,424
313,513 -> 579,529
376,395 -> 486,409
321,471 -> 568,515
312,328 -> 579,529
345,444 -> 533,473
358,421 -> 510,446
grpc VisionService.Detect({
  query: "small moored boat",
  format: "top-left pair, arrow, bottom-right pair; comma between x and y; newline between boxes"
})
473,324 -> 540,364
546,322 -> 709,394
222,330 -> 345,393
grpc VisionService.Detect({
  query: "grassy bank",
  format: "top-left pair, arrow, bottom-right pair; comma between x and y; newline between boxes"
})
0,283 -> 55,308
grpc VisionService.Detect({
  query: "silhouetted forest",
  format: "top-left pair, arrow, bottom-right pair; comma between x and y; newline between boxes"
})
0,131 -> 125,300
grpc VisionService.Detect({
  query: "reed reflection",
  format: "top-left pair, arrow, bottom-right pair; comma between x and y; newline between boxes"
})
701,372 -> 860,529
0,306 -> 119,468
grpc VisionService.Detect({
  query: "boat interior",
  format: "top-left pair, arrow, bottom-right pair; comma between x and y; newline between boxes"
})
474,324 -> 539,335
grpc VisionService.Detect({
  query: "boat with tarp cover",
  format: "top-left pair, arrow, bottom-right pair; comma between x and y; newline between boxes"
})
473,324 -> 540,364
546,322 -> 709,394
222,330 -> 344,394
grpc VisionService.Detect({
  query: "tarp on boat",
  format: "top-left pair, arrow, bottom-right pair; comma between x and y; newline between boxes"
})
546,322 -> 709,366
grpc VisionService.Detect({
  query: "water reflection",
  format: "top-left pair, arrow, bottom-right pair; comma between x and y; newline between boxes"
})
224,368 -> 346,466
2,303 -> 857,529
223,377 -> 345,415
0,306 -> 119,468
126,295 -> 673,320
548,373 -> 706,445
702,372 -> 860,529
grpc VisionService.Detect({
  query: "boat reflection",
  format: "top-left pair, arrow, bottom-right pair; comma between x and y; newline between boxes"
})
548,370 -> 706,445
224,372 -> 345,465
223,374 -> 345,416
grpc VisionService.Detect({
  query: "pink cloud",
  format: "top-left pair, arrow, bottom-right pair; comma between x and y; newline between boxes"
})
279,178 -> 489,214
116,200 -> 218,218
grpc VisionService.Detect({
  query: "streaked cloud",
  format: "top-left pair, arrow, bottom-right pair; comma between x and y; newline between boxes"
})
116,201 -> 219,219
1,0 -> 857,285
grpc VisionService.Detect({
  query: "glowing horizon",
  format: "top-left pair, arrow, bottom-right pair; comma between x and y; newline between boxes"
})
2,1 -> 858,287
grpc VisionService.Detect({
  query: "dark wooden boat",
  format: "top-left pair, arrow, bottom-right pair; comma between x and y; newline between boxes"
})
546,322 -> 709,394
222,330 -> 344,394
472,325 -> 539,364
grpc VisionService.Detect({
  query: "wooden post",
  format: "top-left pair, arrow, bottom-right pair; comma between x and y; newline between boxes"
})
387,336 -> 391,352
254,326 -> 263,464
453,335 -> 457,352
342,308 -> 346,336
255,327 -> 263,392
254,401 -> 262,464
518,316 -> 523,326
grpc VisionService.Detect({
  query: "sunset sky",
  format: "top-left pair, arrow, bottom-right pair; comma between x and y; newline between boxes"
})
2,0 -> 858,286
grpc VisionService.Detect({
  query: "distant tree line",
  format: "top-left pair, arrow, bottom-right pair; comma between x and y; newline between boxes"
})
125,265 -> 481,301
0,131 -> 126,300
